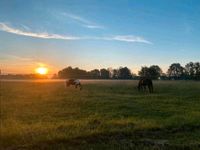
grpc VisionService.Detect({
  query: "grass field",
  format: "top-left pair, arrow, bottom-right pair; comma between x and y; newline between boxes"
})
1,80 -> 200,150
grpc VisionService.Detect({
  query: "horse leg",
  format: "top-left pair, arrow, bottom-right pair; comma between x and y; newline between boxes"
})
65,82 -> 68,88
148,85 -> 153,93
138,84 -> 141,91
147,85 -> 150,93
66,81 -> 70,88
79,83 -> 82,90
144,85 -> 147,92
151,85 -> 153,93
141,85 -> 144,92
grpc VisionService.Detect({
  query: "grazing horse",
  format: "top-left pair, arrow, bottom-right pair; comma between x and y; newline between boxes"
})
138,78 -> 153,93
66,79 -> 82,90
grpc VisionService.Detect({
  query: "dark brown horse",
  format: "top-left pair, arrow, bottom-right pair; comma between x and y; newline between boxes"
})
138,78 -> 153,93
66,79 -> 82,90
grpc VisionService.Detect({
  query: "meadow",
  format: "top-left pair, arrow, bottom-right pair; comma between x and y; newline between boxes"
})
1,80 -> 200,150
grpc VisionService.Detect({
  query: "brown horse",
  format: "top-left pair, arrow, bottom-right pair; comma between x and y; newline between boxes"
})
138,78 -> 153,93
66,79 -> 82,90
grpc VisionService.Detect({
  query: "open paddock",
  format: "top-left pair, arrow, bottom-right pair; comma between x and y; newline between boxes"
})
1,80 -> 200,149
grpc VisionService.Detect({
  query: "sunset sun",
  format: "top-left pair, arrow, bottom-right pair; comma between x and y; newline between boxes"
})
35,67 -> 48,75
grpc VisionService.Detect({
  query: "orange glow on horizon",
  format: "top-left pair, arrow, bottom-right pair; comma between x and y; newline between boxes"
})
35,67 -> 48,75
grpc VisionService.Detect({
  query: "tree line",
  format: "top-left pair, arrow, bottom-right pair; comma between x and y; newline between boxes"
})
57,66 -> 132,79
57,62 -> 200,80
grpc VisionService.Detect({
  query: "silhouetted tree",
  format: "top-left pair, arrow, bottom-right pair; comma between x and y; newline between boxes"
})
138,65 -> 162,79
118,67 -> 132,79
89,69 -> 100,79
167,63 -> 185,80
58,66 -> 88,79
194,62 -> 200,80
138,66 -> 150,78
148,65 -> 162,79
185,62 -> 200,80
57,63 -> 199,80
100,68 -> 110,79
112,69 -> 119,79
185,62 -> 195,79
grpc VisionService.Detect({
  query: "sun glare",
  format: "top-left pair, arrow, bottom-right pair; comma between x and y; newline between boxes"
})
35,67 -> 48,75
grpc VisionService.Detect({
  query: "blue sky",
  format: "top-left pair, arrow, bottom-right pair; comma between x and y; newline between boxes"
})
0,0 -> 200,74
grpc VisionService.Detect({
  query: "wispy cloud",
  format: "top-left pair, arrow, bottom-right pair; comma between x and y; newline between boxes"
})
85,35 -> 152,44
62,12 -> 104,29
0,22 -> 152,44
111,35 -> 152,44
0,23 -> 80,40
82,25 -> 104,29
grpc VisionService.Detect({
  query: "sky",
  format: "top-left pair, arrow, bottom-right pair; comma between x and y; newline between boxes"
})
0,0 -> 200,75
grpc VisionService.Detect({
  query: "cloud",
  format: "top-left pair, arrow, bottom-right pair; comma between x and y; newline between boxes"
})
87,35 -> 152,44
111,35 -> 152,44
62,12 -> 104,29
63,13 -> 91,24
82,25 -> 104,29
0,23 -> 80,40
0,22 -> 152,44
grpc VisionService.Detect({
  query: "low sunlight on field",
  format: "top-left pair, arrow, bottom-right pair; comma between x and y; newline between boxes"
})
1,80 -> 200,149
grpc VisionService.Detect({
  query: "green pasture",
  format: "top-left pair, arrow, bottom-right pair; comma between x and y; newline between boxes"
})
1,80 -> 200,149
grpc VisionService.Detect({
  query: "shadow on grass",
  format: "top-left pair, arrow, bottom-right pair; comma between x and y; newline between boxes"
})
10,123 -> 200,150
